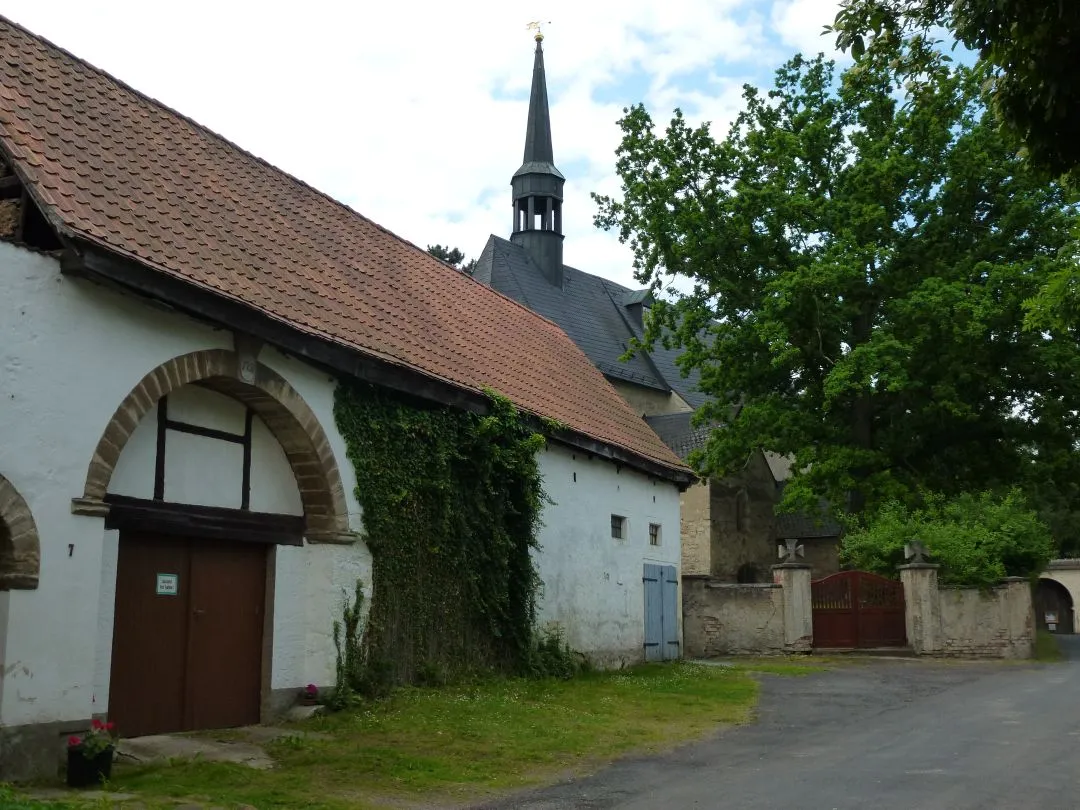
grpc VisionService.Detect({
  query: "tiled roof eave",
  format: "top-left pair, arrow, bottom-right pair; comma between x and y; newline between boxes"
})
66,232 -> 694,484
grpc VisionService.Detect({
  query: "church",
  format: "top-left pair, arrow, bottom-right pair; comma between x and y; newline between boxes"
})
472,32 -> 842,587
0,17 -> 691,780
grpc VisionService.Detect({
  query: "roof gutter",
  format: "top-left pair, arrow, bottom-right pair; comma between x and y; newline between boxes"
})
60,238 -> 695,488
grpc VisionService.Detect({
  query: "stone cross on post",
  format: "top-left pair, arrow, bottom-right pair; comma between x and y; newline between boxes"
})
904,539 -> 930,564
777,538 -> 805,563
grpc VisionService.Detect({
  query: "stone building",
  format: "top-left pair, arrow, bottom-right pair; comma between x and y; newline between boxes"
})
473,34 -> 842,585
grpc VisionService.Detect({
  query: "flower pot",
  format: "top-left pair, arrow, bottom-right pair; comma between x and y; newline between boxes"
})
66,745 -> 114,788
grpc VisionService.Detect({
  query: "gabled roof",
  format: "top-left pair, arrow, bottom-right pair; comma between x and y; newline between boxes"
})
475,236 -> 708,410
0,17 -> 690,482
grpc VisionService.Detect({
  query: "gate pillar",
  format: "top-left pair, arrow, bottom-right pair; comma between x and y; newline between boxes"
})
773,562 -> 813,652
899,563 -> 942,654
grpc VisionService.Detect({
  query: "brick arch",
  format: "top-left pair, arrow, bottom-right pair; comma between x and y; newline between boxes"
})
77,349 -> 351,541
0,474 -> 40,589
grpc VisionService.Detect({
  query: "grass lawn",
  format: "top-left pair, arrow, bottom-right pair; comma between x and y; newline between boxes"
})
4,660 -> 828,810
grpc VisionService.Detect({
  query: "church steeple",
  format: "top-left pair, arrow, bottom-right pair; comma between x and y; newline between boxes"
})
511,32 -> 565,287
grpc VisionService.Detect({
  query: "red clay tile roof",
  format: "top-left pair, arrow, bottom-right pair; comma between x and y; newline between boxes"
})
0,17 -> 689,479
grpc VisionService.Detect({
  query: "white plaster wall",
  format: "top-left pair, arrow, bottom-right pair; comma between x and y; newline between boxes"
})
534,443 -> 681,667
0,242 -> 365,727
110,385 -> 302,515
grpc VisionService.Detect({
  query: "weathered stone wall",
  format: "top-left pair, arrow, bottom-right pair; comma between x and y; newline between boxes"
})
709,453 -> 778,582
937,579 -> 1034,658
901,565 -> 1034,659
683,576 -> 786,657
802,536 -> 841,577
680,480 -> 711,576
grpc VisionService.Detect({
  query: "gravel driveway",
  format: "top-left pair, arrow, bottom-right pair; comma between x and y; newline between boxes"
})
474,640 -> 1080,810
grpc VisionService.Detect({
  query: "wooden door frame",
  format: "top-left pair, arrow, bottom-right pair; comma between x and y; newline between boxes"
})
107,499 -> 295,729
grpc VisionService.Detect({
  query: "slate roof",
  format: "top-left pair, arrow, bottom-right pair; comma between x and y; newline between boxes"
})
0,17 -> 690,480
643,412 -> 712,461
475,236 -> 708,410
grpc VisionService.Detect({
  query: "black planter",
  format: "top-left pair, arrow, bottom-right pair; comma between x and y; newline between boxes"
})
66,745 -> 114,788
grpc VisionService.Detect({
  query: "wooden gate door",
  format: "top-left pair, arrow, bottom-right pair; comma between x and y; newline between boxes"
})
643,563 -> 680,661
811,571 -> 906,649
110,533 -> 266,737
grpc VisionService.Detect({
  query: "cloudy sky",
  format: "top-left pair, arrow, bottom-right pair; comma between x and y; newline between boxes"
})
5,1 -> 844,288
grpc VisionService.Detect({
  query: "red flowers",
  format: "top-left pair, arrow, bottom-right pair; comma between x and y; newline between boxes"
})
69,718 -> 117,756
68,735 -> 81,747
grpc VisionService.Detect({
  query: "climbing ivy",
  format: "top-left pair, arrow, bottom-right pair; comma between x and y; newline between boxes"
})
333,382 -> 548,685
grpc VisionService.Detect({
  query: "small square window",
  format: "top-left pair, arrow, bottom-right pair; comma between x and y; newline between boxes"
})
649,523 -> 661,546
611,514 -> 626,540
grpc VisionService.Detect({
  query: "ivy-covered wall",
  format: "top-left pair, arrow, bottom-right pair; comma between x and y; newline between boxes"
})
333,382 -> 548,683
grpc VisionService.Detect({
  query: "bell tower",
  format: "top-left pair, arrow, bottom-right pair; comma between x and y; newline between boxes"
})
510,30 -> 565,286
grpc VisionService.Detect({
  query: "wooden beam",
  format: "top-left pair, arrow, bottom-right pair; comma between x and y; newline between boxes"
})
104,494 -> 305,546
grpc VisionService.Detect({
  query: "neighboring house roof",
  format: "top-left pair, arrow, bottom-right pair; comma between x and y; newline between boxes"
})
474,236 -> 708,409
0,18 -> 690,482
643,412 -> 712,461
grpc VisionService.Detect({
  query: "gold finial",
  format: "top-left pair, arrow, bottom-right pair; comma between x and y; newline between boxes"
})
526,20 -> 550,42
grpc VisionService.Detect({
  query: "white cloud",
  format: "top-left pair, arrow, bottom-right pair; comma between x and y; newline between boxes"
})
6,0 -> 832,288
771,0 -> 845,59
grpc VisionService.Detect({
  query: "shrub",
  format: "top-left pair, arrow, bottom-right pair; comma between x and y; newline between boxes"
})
840,489 -> 1054,589
523,623 -> 590,680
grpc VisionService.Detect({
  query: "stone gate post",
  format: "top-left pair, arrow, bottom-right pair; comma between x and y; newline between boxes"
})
772,562 -> 813,653
899,562 -> 942,654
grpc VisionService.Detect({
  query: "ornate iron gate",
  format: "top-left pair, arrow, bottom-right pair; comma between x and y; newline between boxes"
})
811,571 -> 906,649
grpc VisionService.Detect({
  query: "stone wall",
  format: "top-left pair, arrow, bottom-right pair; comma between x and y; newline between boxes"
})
709,453 -> 779,582
680,480 -> 711,576
901,565 -> 1034,659
937,580 -> 1034,658
683,577 -> 786,657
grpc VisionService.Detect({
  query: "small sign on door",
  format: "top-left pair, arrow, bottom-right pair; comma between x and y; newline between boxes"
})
156,573 -> 179,596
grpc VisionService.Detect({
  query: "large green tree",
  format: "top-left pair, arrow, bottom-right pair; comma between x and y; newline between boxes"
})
594,47 -> 1080,523
830,0 -> 1080,179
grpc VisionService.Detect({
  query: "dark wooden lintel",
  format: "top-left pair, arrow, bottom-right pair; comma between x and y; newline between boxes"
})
104,494 -> 304,546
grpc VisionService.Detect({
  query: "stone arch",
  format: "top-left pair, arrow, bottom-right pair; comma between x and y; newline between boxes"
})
75,349 -> 352,541
0,474 -> 40,589
1035,576 -> 1076,634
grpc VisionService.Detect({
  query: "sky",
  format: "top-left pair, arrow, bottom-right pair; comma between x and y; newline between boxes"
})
3,1 -> 846,289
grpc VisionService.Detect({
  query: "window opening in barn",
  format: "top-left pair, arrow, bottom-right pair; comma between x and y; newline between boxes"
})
649,523 -> 661,546
610,514 -> 626,540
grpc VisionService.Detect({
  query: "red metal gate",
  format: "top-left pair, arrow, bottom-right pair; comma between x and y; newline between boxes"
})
811,571 -> 906,649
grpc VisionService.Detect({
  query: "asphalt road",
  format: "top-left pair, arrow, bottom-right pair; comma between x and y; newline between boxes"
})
475,639 -> 1080,810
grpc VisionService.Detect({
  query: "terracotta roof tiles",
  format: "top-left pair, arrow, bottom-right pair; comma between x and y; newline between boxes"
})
0,17 -> 689,479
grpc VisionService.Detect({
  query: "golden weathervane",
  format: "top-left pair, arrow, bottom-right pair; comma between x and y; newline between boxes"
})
526,20 -> 551,41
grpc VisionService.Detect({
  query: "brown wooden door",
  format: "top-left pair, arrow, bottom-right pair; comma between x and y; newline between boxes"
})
187,542 -> 266,729
110,533 -> 266,738
110,533 -> 190,737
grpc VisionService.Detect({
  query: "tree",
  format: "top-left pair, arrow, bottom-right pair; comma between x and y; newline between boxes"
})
841,490 -> 1054,588
427,244 -> 477,276
830,0 -> 1080,179
594,46 -> 1080,522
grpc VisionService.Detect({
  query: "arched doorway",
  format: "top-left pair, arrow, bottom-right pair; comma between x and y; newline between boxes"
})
0,474 -> 40,591
76,349 -> 354,736
75,349 -> 350,541
1035,578 -> 1075,634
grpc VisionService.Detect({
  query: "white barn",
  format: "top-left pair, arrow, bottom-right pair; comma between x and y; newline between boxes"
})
0,18 -> 691,780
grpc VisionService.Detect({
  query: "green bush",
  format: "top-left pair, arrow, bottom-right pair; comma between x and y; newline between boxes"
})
840,490 -> 1054,589
523,623 -> 590,680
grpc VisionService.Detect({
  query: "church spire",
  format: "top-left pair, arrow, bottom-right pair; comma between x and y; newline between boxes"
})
511,32 -> 565,286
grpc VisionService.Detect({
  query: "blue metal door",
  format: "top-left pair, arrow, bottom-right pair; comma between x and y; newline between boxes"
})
643,563 -> 680,661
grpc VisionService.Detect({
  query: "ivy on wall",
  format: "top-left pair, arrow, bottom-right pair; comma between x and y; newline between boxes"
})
333,382 -> 549,684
